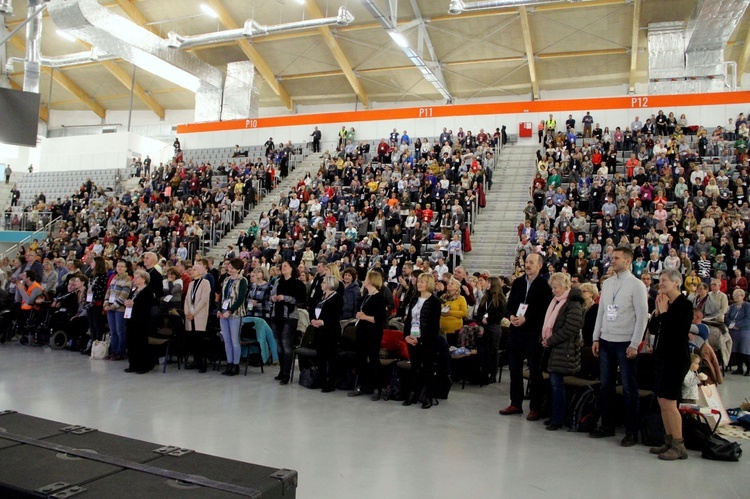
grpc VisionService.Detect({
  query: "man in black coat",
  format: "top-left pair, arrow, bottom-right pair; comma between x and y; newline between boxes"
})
499,252 -> 553,421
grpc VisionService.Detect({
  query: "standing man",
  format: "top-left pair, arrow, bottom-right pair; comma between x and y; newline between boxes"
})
4,164 -> 11,185
499,253 -> 553,421
590,247 -> 649,446
143,155 -> 151,178
10,185 -> 20,206
142,252 -> 163,299
545,114 -> 557,136
310,126 -> 322,154
582,111 -> 594,138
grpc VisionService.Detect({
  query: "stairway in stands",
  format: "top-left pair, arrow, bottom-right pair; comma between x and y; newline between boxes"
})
204,155 -> 323,261
462,143 -> 538,277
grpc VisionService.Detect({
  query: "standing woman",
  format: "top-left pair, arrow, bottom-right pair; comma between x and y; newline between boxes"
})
184,260 -> 212,373
84,256 -> 108,354
103,260 -> 132,361
648,268 -> 693,460
475,276 -> 507,384
271,261 -> 307,385
403,273 -> 442,409
579,283 -> 600,347
726,289 -> 750,375
440,278 -> 468,346
217,258 -> 248,377
311,275 -> 344,393
541,273 -> 584,431
247,266 -> 278,366
124,270 -> 156,374
349,270 -> 387,399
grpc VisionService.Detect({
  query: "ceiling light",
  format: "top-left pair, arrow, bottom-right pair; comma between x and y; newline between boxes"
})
56,29 -> 77,42
296,0 -> 306,4
200,4 -> 219,19
388,31 -> 409,48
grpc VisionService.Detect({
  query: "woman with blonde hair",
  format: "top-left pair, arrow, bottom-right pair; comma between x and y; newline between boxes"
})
403,273 -> 442,408
579,282 -> 599,347
440,277 -> 468,345
326,262 -> 345,294
541,273 -> 584,430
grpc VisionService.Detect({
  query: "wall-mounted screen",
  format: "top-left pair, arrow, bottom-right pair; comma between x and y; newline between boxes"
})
0,87 -> 41,148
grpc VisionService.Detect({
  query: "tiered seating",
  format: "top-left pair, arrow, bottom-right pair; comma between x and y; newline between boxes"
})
17,169 -> 123,207
183,143 -> 307,167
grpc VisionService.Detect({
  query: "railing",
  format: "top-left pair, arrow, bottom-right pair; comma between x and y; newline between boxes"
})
0,216 -> 63,261
3,211 -> 54,232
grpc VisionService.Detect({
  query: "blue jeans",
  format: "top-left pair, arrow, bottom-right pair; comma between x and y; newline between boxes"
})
219,316 -> 242,364
106,310 -> 126,355
549,372 -> 567,426
598,339 -> 640,436
271,318 -> 297,377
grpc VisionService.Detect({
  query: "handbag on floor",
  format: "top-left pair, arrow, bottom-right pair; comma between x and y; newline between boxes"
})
90,334 -> 110,360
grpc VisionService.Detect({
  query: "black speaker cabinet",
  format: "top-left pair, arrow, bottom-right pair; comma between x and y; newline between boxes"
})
0,411 -> 297,498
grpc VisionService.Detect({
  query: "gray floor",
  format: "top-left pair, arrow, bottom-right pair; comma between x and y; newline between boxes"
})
0,343 -> 747,498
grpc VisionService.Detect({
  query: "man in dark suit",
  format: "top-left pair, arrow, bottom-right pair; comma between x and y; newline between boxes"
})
499,252 -> 553,421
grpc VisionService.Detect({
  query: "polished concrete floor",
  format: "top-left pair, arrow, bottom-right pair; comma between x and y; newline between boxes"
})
0,343 -> 748,499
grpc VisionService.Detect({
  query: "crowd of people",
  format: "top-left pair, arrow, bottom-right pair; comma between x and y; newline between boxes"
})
1,110 -> 748,457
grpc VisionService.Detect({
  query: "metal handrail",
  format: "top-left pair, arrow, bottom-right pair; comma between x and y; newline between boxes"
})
0,215 -> 63,261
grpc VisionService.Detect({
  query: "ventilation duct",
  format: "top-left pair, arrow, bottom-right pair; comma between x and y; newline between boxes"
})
48,0 -> 224,122
24,0 -> 44,93
448,0 -> 592,14
221,61 -> 261,121
0,0 -> 13,16
361,0 -> 452,101
684,0 -> 748,85
8,48 -> 117,72
167,6 -> 354,50
648,0 -> 747,95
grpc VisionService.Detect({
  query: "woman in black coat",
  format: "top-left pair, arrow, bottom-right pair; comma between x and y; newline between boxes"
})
349,271 -> 387,399
403,273 -> 442,409
542,274 -> 583,431
647,268 -> 692,461
124,269 -> 157,374
311,275 -> 344,393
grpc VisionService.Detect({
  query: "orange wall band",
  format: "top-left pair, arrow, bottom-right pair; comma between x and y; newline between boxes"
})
177,91 -> 750,134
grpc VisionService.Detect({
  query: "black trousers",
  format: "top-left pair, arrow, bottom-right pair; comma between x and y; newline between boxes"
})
479,324 -> 502,380
316,331 -> 340,389
126,322 -> 152,371
507,331 -> 543,411
355,328 -> 383,392
407,341 -> 437,401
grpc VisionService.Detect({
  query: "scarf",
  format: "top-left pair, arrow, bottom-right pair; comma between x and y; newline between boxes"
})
542,288 -> 570,342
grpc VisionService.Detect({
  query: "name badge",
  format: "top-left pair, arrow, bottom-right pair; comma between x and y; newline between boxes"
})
729,321 -> 736,330
516,304 -> 528,317
163,295 -> 173,303
109,294 -> 117,304
222,299 -> 230,311
410,324 -> 421,337
124,307 -> 133,319
86,292 -> 93,303
606,304 -> 619,322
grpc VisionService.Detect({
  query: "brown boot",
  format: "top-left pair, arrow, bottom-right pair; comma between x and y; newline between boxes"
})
658,438 -> 688,460
649,434 -> 672,455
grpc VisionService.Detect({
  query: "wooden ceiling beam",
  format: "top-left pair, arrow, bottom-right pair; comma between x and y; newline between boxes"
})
11,35 -> 106,119
304,0 -> 369,108
629,0 -> 642,93
113,0 -> 160,36
206,0 -> 294,111
736,22 -> 750,85
518,6 -> 539,100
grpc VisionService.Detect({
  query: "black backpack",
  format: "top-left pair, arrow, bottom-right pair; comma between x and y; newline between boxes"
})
566,386 -> 599,432
383,364 -> 405,401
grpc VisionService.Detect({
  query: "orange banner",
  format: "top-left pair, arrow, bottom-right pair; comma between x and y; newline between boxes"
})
177,91 -> 750,134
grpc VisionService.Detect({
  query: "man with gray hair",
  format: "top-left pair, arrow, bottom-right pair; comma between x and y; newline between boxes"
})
142,252 -> 163,299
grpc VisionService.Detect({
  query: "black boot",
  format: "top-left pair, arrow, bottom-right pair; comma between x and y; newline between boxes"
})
197,357 -> 207,373
226,364 -> 239,377
221,364 -> 233,375
402,392 -> 415,406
